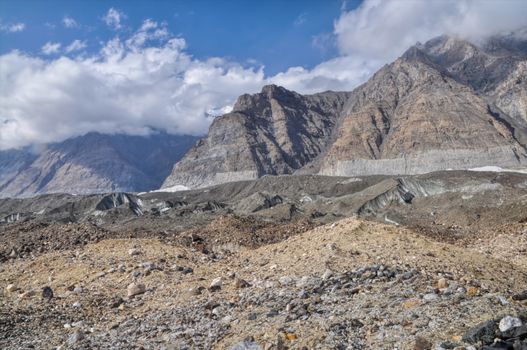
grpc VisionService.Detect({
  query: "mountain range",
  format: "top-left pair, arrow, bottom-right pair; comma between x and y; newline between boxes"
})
1,33 -> 526,197
0,132 -> 198,197
163,34 -> 527,189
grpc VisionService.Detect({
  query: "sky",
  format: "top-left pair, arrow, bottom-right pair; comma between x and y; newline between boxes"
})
1,0 -> 526,150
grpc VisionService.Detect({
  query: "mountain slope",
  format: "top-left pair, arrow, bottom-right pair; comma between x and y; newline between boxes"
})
319,46 -> 527,176
162,85 -> 350,189
419,34 -> 527,130
162,34 -> 527,189
0,132 -> 198,197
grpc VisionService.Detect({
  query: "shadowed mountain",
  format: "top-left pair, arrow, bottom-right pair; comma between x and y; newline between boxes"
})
0,132 -> 199,198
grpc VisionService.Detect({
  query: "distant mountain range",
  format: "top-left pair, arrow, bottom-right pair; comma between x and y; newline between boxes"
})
1,33 -> 526,197
0,132 -> 198,197
163,34 -> 527,189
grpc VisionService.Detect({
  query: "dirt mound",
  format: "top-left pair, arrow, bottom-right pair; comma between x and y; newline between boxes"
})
175,214 -> 317,253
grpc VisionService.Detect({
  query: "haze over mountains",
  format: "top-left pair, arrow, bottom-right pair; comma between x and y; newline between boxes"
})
1,33 -> 527,197
0,132 -> 198,197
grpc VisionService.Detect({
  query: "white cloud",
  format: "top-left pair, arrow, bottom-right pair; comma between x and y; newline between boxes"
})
1,22 -> 25,32
62,16 -> 78,28
294,13 -> 307,27
0,31 -> 265,149
103,8 -> 125,30
125,19 -> 169,49
65,39 -> 87,53
41,42 -> 61,55
334,0 -> 527,62
1,0 -> 526,150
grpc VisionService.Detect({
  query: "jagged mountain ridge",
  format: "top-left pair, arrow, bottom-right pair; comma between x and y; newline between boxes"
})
163,34 -> 527,189
0,132 -> 198,198
163,86 -> 350,188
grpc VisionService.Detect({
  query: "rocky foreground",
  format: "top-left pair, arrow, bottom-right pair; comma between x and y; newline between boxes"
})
1,171 -> 526,349
1,217 -> 526,349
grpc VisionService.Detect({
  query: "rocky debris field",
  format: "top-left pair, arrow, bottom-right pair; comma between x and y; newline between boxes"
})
1,218 -> 526,349
1,171 -> 527,349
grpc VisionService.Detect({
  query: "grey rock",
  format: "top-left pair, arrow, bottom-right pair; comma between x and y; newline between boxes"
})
230,340 -> 263,350
127,283 -> 146,297
41,286 -> 53,300
499,316 -> 522,332
68,330 -> 84,345
462,320 -> 498,345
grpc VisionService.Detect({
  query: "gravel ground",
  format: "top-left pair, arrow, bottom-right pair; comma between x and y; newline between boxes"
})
1,218 -> 526,349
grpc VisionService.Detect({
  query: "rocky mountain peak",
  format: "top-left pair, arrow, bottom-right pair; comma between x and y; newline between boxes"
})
163,35 -> 527,190
232,84 -> 299,114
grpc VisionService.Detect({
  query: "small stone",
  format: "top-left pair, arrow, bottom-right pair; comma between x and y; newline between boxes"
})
42,286 -> 53,300
127,282 -> 146,297
437,278 -> 448,289
19,290 -> 35,299
6,284 -> 17,293
512,290 -> 527,301
73,286 -> 83,294
190,286 -> 205,295
279,276 -> 293,286
423,293 -> 439,302
322,269 -> 333,280
235,278 -> 250,289
72,301 -> 81,308
495,295 -> 509,305
413,336 -> 432,350
128,248 -> 141,256
285,333 -> 297,341
109,296 -> 124,308
210,277 -> 223,291
467,286 -> 478,297
68,330 -> 84,345
498,316 -> 522,332
266,309 -> 279,318
230,340 -> 262,350
462,320 -> 497,344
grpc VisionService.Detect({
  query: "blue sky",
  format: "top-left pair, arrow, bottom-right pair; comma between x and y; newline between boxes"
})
1,0 -> 525,149
0,0 -> 357,75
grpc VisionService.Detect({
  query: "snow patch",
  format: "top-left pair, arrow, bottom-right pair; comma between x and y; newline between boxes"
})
468,166 -> 527,174
152,185 -> 190,193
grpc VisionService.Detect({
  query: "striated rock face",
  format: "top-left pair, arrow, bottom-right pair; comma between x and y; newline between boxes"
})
162,85 -> 350,188
418,34 -> 527,135
163,34 -> 527,189
320,46 -> 527,176
0,132 -> 198,197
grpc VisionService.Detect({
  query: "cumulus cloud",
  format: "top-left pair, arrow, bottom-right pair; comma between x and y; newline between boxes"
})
62,16 -> 78,28
125,19 -> 169,49
1,0 -> 526,150
65,39 -> 87,53
41,42 -> 61,55
334,0 -> 527,62
103,8 -> 125,30
0,22 -> 265,149
1,22 -> 25,32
